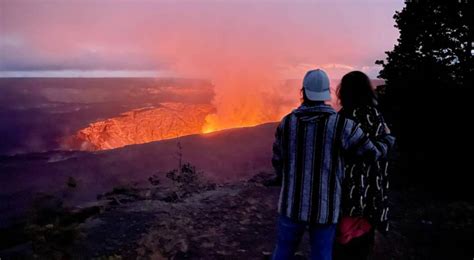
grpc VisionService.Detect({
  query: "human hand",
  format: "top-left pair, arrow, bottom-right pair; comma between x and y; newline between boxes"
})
384,124 -> 391,134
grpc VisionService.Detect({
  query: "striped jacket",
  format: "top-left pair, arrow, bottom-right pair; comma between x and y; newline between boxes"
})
272,104 -> 395,224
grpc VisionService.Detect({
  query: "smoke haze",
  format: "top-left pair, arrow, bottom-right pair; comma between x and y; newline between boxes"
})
1,0 -> 403,130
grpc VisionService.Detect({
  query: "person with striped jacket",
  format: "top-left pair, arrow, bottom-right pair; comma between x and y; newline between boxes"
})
271,69 -> 395,260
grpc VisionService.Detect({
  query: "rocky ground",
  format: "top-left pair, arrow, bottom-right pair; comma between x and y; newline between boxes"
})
73,176 -> 288,259
1,172 -> 473,259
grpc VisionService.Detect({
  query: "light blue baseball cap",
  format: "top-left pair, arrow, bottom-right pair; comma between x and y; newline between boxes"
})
302,69 -> 331,101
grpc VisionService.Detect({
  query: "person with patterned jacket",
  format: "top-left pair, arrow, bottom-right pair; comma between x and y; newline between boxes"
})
271,69 -> 395,260
333,71 -> 392,260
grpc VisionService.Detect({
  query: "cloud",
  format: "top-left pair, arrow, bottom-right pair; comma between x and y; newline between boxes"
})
322,64 -> 355,71
278,63 -> 381,79
0,34 -> 167,71
0,0 -> 402,129
0,0 -> 403,74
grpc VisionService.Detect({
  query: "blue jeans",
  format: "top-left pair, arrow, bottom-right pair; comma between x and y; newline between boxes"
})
272,215 -> 336,260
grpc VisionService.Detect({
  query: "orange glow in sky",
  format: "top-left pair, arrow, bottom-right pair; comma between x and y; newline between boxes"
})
1,0 -> 403,133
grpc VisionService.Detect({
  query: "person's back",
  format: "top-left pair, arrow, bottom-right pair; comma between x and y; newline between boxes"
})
271,69 -> 395,260
334,71 -> 392,260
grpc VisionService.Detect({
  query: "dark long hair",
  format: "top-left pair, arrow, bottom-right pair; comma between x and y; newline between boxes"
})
337,71 -> 377,110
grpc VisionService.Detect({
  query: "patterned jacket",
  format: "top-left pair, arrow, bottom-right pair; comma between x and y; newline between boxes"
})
339,105 -> 391,232
272,104 -> 395,224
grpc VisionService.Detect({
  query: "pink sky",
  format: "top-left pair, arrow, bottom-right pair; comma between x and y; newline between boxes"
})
0,0 -> 405,130
0,0 -> 404,79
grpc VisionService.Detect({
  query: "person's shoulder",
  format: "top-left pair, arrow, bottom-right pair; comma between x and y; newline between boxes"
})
338,107 -> 359,120
370,105 -> 383,117
276,112 -> 294,127
363,105 -> 384,122
338,107 -> 348,116
365,104 -> 383,114
281,112 -> 294,121
335,109 -> 353,122
333,113 -> 360,133
327,112 -> 356,130
342,105 -> 377,122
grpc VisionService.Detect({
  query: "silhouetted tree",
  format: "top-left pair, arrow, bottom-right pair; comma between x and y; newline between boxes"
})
376,0 -> 473,89
375,0 -> 473,197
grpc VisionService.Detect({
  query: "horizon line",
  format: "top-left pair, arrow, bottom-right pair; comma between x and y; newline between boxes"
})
0,70 -> 178,78
0,71 -> 383,81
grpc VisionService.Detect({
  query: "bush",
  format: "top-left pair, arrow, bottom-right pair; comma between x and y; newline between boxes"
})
24,194 -> 81,259
163,162 -> 215,202
166,163 -> 200,187
24,193 -> 100,259
148,174 -> 161,186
